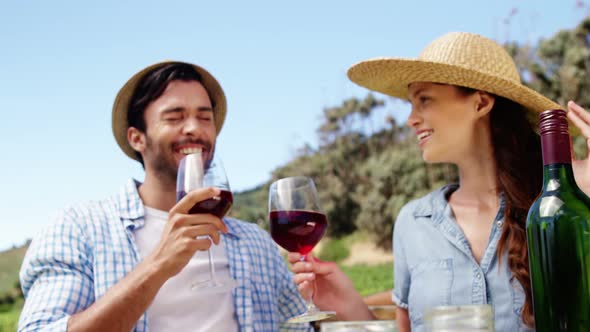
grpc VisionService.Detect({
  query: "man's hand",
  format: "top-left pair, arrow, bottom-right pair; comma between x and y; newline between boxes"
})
147,187 -> 228,279
67,186 -> 229,332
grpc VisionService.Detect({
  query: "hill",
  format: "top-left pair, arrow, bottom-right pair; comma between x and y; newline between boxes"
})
0,243 -> 28,295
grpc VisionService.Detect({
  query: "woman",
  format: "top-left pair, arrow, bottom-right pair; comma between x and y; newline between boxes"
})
289,32 -> 590,331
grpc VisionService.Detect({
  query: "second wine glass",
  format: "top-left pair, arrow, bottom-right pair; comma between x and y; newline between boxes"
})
268,176 -> 336,323
176,149 -> 238,292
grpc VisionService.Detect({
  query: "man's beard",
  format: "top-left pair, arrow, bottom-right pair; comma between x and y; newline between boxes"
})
145,136 -> 178,187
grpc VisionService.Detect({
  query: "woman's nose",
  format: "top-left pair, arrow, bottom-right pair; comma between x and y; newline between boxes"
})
406,107 -> 421,128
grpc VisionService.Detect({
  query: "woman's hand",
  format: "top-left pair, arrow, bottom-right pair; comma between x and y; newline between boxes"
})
288,253 -> 374,321
566,101 -> 590,196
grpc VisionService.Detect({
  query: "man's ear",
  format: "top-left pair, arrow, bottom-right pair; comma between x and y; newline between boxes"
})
475,91 -> 495,117
127,127 -> 146,154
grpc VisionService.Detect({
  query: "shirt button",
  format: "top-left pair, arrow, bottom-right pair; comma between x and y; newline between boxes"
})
476,273 -> 482,280
496,220 -> 503,228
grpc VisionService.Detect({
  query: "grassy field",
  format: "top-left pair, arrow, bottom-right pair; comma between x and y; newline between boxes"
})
0,308 -> 19,332
342,263 -> 393,297
318,233 -> 394,297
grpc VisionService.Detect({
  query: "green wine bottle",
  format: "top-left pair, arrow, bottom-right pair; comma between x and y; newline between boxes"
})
527,109 -> 590,331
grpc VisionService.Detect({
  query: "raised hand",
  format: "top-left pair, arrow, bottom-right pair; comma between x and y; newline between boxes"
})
148,187 -> 228,279
288,252 -> 374,321
566,101 -> 590,196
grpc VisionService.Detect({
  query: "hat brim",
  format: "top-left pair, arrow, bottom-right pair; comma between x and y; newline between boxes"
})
347,57 -> 561,117
112,61 -> 227,161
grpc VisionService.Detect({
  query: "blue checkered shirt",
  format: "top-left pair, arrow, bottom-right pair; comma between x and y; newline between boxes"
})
19,179 -> 312,332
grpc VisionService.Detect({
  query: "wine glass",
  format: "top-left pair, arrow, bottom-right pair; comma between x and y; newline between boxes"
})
268,176 -> 336,323
176,149 -> 238,292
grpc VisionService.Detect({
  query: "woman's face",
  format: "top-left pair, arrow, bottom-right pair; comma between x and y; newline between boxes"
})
406,82 -> 489,163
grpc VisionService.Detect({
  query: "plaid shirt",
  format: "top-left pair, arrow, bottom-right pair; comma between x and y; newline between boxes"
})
19,179 -> 312,332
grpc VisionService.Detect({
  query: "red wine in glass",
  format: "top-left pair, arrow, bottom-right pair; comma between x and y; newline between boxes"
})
177,189 -> 233,218
269,210 -> 327,256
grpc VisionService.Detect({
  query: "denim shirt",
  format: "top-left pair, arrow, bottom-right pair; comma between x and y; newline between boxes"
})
392,185 -> 533,332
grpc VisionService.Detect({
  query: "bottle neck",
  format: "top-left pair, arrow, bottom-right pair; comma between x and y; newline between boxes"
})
540,127 -> 575,190
542,163 -> 577,190
541,132 -> 571,166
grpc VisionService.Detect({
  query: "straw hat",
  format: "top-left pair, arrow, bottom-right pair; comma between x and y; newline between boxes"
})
347,32 -> 561,116
112,60 -> 227,161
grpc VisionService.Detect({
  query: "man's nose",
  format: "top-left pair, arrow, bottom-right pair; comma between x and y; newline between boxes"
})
182,117 -> 201,135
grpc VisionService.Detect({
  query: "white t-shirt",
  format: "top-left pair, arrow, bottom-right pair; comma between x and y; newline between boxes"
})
133,206 -> 239,332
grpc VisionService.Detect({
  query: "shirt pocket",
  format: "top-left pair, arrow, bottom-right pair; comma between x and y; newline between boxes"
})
511,278 -> 525,317
408,259 -> 454,325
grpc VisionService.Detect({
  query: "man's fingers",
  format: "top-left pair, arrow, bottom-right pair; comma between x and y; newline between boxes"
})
187,238 -> 214,252
170,187 -> 221,215
183,225 -> 221,244
170,213 -> 228,233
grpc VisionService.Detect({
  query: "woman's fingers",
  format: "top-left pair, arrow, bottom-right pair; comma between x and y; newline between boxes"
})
289,252 -> 339,276
287,252 -> 302,264
293,272 -> 315,285
568,101 -> 590,123
567,101 -> 590,138
298,280 -> 314,300
291,260 -> 313,273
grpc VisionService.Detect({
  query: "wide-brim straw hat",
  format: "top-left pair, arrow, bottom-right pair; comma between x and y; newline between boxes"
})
112,60 -> 227,161
347,32 -> 561,121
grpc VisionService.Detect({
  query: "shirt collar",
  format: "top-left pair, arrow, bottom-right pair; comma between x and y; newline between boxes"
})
412,184 -> 459,218
117,179 -> 146,231
222,218 -> 244,239
412,183 -> 506,222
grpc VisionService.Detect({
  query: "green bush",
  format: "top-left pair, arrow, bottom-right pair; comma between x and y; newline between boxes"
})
317,237 -> 350,263
0,304 -> 12,314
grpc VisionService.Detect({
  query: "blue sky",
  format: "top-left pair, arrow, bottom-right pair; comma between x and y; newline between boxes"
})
0,0 -> 585,250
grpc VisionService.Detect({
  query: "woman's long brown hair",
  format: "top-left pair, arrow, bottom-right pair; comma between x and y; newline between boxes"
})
458,86 -> 542,327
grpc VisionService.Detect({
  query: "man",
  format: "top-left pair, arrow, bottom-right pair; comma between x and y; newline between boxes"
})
19,61 -> 311,332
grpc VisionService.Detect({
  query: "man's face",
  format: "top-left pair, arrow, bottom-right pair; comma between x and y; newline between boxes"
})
135,80 -> 217,184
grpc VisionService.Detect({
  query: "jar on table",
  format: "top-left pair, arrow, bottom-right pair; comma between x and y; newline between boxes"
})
423,304 -> 494,332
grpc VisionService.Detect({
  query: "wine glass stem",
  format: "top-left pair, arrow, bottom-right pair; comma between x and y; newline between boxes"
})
300,255 -> 316,313
208,249 -> 217,281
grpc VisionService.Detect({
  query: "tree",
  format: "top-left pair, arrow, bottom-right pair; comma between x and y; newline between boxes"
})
509,16 -> 590,157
